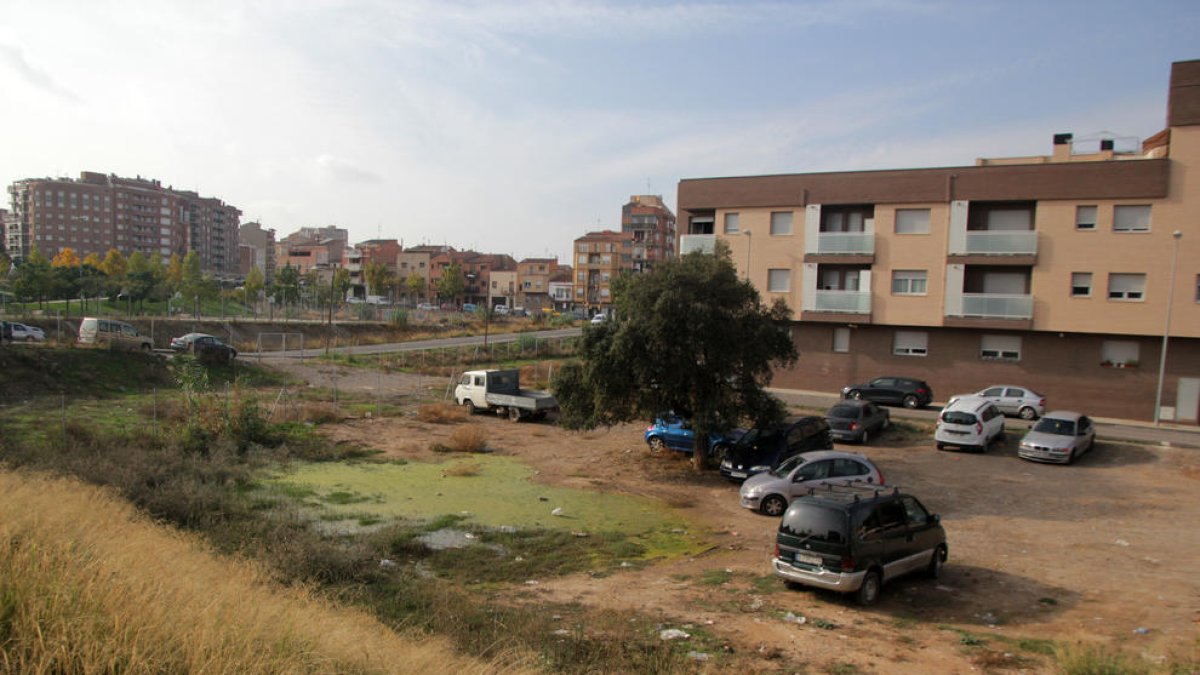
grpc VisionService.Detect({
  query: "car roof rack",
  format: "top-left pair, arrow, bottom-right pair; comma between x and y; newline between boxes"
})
805,481 -> 900,502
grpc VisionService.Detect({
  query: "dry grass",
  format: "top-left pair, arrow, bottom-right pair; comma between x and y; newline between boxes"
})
447,425 -> 489,453
0,469 -> 532,675
418,402 -> 468,424
442,461 -> 482,477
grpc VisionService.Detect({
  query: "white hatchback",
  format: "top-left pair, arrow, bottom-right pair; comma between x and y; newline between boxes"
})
935,396 -> 1004,452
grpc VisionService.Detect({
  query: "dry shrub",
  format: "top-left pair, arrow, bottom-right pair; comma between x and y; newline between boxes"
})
298,402 -> 340,424
419,402 -> 467,424
442,461 -> 482,477
448,425 -> 488,453
664,495 -> 696,509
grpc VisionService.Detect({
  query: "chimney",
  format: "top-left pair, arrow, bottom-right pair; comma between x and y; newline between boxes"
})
1052,133 -> 1073,162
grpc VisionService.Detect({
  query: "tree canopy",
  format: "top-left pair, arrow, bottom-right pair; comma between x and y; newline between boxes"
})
553,245 -> 798,469
436,263 -> 465,303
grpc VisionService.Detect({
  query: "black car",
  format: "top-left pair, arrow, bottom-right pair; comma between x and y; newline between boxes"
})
841,376 -> 933,409
773,483 -> 947,605
824,401 -> 890,444
719,416 -> 833,481
189,335 -> 238,364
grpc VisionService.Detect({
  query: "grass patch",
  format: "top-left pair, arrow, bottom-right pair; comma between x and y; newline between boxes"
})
1053,643 -> 1152,675
418,402 -> 467,424
1017,637 -> 1056,655
697,569 -> 733,586
442,461 -> 482,477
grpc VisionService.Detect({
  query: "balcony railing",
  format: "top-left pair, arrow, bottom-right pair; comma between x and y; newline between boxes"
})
813,290 -> 871,314
958,293 -> 1033,319
816,232 -> 874,255
679,234 -> 716,254
963,231 -> 1037,255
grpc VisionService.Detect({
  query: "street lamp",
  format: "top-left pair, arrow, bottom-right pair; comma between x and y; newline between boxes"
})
1153,230 -> 1183,426
743,229 -> 752,280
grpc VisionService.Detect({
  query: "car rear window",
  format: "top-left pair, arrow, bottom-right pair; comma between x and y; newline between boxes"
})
779,504 -> 848,544
941,411 -> 977,425
828,405 -> 861,418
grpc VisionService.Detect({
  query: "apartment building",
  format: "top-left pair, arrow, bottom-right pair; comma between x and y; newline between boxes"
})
344,239 -> 401,299
676,59 -> 1200,423
622,194 -> 676,273
489,270 -> 517,308
516,257 -> 558,311
573,230 -> 633,314
549,266 -> 574,312
238,221 -> 277,283
6,171 -> 241,274
397,245 -> 446,305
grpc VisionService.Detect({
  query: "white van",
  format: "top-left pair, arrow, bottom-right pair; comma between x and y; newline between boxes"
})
77,317 -> 153,352
935,396 -> 1004,452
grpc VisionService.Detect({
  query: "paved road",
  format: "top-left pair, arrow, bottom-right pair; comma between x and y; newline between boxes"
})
246,327 -> 583,358
768,387 -> 1200,449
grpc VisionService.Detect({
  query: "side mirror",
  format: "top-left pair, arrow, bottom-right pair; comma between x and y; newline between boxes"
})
928,514 -> 940,525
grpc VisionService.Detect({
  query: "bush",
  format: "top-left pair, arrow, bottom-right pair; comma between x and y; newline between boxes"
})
447,425 -> 488,453
418,402 -> 466,424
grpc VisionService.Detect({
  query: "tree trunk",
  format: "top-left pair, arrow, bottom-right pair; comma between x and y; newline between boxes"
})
691,431 -> 708,472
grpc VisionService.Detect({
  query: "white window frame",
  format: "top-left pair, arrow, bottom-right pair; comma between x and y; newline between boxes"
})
723,212 -> 740,234
769,211 -> 793,236
980,334 -> 1021,361
1107,273 -> 1145,301
891,270 -> 928,296
1075,205 -> 1097,231
1071,272 -> 1092,297
1101,340 -> 1139,368
767,268 -> 791,293
1113,205 -> 1151,232
832,327 -> 850,353
894,208 -> 931,235
893,330 -> 928,357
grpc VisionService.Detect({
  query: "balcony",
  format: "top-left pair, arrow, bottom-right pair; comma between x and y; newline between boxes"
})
962,231 -> 1037,255
814,290 -> 871,313
817,232 -> 874,255
944,292 -> 1033,329
679,234 -> 715,254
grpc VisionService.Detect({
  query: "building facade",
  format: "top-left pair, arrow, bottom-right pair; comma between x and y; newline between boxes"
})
622,194 -> 676,273
238,221 -> 277,283
676,59 -> 1200,423
6,171 -> 241,274
516,257 -> 558,311
572,230 -> 633,314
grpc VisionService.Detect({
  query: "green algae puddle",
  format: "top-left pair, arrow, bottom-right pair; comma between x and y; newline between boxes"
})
266,456 -> 708,560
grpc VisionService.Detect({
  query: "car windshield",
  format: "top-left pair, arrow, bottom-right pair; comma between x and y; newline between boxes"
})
827,405 -> 860,418
941,411 -> 977,425
780,505 -> 848,543
1033,418 -> 1076,435
770,455 -> 806,478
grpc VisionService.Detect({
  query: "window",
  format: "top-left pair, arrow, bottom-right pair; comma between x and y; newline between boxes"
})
1107,273 -> 1145,301
891,270 -> 927,295
723,212 -> 740,234
1113,205 -> 1150,232
770,211 -> 793,235
1101,340 -> 1139,368
893,331 -> 928,356
980,334 -> 1021,361
832,327 -> 850,353
1075,205 -> 1097,230
894,208 -> 931,234
767,269 -> 791,293
1071,272 -> 1092,297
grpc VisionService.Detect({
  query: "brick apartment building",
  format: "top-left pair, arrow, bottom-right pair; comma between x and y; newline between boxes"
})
275,226 -> 348,275
572,230 -> 633,315
6,171 -> 241,275
676,59 -> 1200,422
622,194 -> 676,273
345,238 -> 401,299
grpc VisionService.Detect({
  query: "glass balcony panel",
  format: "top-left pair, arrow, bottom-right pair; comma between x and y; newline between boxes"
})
817,232 -> 875,254
814,290 -> 871,313
964,231 -> 1037,255
959,293 -> 1032,318
679,234 -> 716,254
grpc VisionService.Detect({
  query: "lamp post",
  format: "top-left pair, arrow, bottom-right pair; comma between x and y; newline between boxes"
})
1153,230 -> 1183,426
743,229 -> 752,281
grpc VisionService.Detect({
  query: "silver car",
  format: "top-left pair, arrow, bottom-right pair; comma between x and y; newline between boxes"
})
973,385 -> 1046,420
739,450 -> 883,517
1018,411 -> 1096,464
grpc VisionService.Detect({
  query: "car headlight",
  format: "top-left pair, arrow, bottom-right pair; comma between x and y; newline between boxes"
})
720,459 -> 731,468
749,465 -> 769,473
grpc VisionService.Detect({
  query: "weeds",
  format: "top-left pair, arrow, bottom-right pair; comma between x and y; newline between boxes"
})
1053,643 -> 1152,675
418,402 -> 467,424
442,461 -> 482,477
446,425 -> 489,453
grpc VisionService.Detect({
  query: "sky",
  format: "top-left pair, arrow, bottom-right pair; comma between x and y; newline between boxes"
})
1,1 -> 1198,264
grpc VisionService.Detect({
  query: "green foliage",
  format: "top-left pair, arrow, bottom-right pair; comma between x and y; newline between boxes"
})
389,309 -> 408,328
273,264 -> 301,305
436,262 -> 465,302
553,246 -> 797,465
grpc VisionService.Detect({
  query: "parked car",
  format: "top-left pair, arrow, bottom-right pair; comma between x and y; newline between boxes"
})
970,385 -> 1046,420
77,317 -> 153,352
183,334 -> 238,363
417,302 -> 437,311
493,304 -> 511,316
590,314 -> 606,325
824,401 -> 890,444
170,332 -> 216,352
1018,411 -> 1096,464
10,323 -> 46,342
644,415 -> 743,460
719,416 -> 833,481
739,450 -> 884,516
462,303 -> 477,313
935,396 -> 1004,452
842,376 -> 933,409
773,483 -> 947,605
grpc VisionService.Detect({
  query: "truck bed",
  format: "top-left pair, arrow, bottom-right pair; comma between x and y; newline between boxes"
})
485,390 -> 559,411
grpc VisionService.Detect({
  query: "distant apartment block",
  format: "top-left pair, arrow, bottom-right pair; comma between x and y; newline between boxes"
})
516,257 -> 558,311
275,226 -> 349,275
573,230 -> 632,312
345,239 -> 401,299
676,59 -> 1200,422
238,221 -> 277,283
622,194 -> 676,273
5,171 -> 241,274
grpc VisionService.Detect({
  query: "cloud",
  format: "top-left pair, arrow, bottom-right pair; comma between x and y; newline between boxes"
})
314,154 -> 383,184
0,43 -> 80,102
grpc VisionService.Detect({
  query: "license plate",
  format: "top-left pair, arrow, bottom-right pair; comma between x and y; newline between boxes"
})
729,471 -> 747,478
794,553 -> 822,566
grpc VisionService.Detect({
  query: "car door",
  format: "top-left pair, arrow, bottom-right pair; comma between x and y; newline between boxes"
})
867,378 -> 897,403
864,403 -> 887,433
978,386 -> 1007,413
787,459 -> 833,499
662,417 -> 693,451
1000,388 -> 1030,416
830,457 -> 876,485
1078,416 -> 1096,454
876,500 -> 915,581
898,496 -> 941,574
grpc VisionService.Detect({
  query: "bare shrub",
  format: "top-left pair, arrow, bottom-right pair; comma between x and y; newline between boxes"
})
418,402 -> 466,424
448,425 -> 488,453
442,461 -> 481,477
664,495 -> 696,509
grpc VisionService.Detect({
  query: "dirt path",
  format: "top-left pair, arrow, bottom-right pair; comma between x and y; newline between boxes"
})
272,359 -> 1200,672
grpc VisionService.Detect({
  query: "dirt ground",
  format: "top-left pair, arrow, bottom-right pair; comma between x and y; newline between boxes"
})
268,358 -> 1200,673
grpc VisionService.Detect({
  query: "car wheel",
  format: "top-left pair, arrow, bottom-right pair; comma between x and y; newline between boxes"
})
508,407 -> 522,422
761,495 -> 788,517
26,336 -> 35,343
464,400 -> 476,415
647,436 -> 665,454
1018,406 -> 1038,421
860,430 -> 870,445
902,394 -> 919,409
927,545 -> 947,579
141,343 -> 152,353
1066,449 -> 1076,465
847,390 -> 863,400
936,442 -> 945,450
710,443 -> 729,464
856,570 -> 882,606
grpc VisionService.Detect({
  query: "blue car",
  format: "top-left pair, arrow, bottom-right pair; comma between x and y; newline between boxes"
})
644,415 -> 743,461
